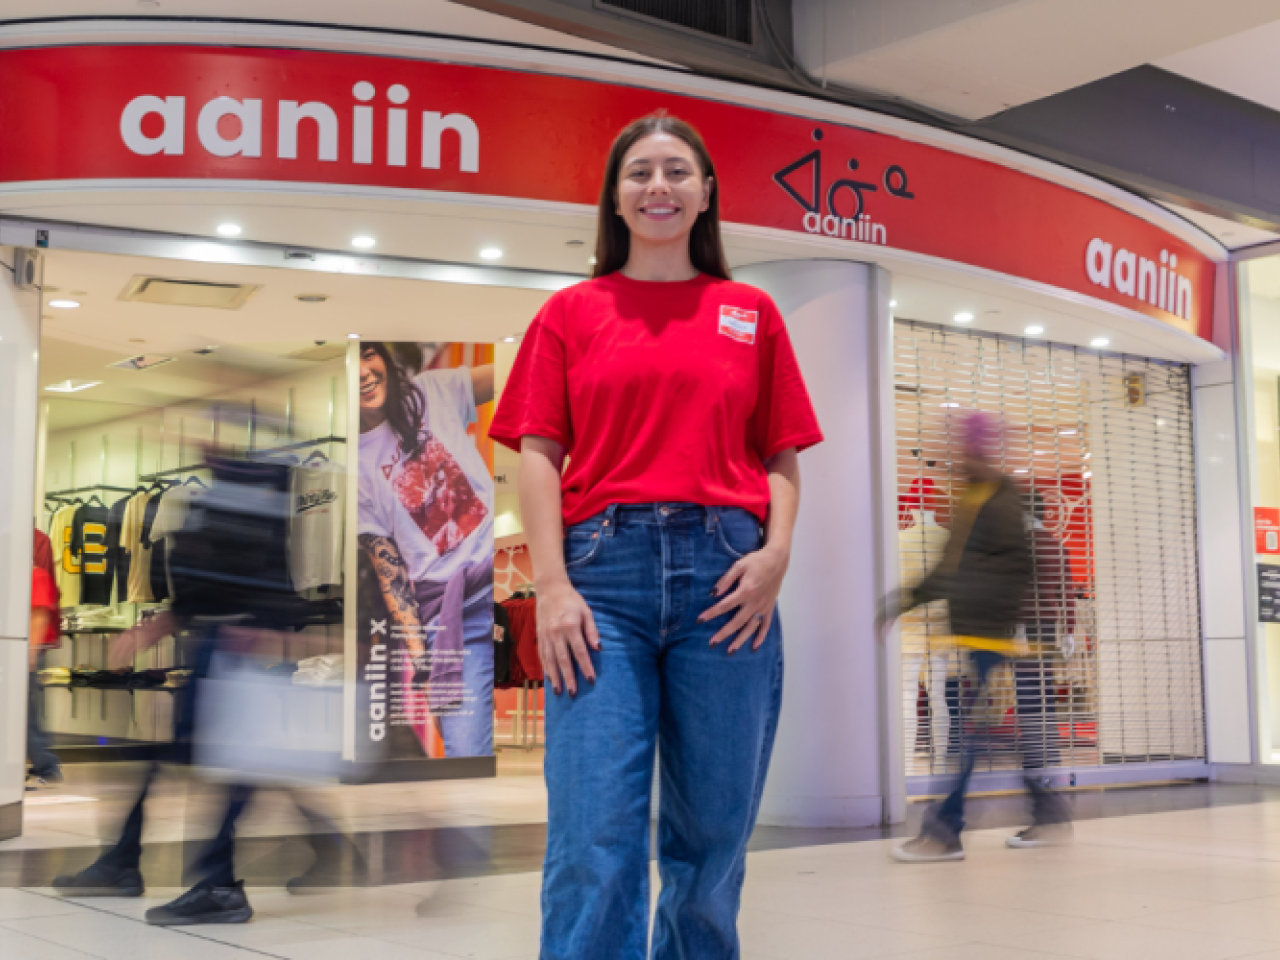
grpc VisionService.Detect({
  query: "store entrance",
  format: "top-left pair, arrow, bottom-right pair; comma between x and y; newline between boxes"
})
33,243 -> 552,783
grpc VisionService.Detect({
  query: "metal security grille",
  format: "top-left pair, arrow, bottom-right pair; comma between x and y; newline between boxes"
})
894,320 -> 1205,778
598,0 -> 754,43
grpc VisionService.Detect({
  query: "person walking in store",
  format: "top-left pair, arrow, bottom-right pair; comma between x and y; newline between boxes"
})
27,541 -> 63,789
357,341 -> 496,758
50,447 -> 348,923
490,114 -> 823,960
880,410 -> 1056,862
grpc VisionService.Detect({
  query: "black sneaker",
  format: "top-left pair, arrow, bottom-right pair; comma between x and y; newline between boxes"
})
25,770 -> 63,790
53,860 -> 145,897
145,879 -> 253,926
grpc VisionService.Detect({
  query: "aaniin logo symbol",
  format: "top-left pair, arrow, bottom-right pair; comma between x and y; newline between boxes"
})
119,81 -> 480,172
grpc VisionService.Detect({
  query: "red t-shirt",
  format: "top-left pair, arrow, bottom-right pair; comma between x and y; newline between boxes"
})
490,273 -> 823,525
31,567 -> 60,648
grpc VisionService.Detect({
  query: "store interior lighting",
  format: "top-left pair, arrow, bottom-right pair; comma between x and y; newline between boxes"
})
1091,337 -> 1110,348
45,379 -> 101,393
479,247 -> 503,260
216,223 -> 242,237
351,236 -> 376,249
1025,325 -> 1045,335
48,299 -> 80,309
954,312 -> 974,323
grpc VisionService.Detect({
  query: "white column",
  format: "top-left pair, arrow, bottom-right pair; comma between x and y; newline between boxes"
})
736,260 -> 903,828
0,247 -> 42,838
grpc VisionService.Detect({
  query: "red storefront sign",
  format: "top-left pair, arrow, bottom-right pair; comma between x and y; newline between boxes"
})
0,45 -> 1216,339
1256,507 -> 1280,555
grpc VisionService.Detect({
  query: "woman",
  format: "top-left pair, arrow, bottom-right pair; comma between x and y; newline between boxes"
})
490,116 -> 822,959
357,341 -> 496,757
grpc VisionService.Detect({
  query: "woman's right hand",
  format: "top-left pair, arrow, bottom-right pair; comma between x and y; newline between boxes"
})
536,577 -> 600,696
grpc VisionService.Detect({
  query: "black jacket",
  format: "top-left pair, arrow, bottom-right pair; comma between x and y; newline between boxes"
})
904,476 -> 1031,645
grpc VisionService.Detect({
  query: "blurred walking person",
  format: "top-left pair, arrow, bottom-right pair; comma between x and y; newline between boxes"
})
27,546 -> 63,789
880,411 -> 1060,862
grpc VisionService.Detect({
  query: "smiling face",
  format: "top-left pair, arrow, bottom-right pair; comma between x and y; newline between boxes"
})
615,132 -> 712,248
359,346 -> 388,414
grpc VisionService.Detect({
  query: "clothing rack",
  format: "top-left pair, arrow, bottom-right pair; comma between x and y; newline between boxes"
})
138,435 -> 347,481
45,483 -> 136,504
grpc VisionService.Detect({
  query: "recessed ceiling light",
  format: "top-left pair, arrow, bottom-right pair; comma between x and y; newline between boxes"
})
890,300 -> 898,308
351,236 -> 375,249
48,299 -> 80,309
1090,337 -> 1110,348
216,223 -> 242,237
347,333 -> 360,339
1025,325 -> 1045,336
45,379 -> 101,393
954,312 -> 974,323
479,247 -> 503,260
295,294 -> 329,304
503,336 -> 516,343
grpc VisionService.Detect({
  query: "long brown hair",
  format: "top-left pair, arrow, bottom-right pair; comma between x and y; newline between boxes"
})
592,114 -> 732,281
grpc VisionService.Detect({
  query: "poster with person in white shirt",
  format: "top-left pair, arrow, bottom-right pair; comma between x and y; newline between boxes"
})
356,341 -> 496,761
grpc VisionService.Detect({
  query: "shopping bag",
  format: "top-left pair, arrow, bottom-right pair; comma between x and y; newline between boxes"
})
195,650 -> 344,787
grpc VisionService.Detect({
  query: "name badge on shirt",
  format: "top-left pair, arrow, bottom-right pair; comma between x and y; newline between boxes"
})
718,305 -> 758,345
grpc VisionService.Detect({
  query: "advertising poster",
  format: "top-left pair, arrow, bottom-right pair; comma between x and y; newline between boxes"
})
355,342 -> 496,761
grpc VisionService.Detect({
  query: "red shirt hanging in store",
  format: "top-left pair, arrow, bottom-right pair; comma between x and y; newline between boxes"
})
0,44 -> 1216,340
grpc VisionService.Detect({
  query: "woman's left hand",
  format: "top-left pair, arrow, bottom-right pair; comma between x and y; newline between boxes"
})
700,544 -> 790,653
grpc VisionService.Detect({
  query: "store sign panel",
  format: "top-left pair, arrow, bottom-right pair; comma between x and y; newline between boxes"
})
1256,507 -> 1280,555
0,45 -> 1215,339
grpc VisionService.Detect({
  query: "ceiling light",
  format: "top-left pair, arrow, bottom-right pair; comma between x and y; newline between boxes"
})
48,299 -> 80,309
890,300 -> 898,308
1090,337 -> 1110,348
216,223 -> 242,237
503,336 -> 516,343
351,236 -> 375,249
954,312 -> 974,324
1025,325 -> 1045,336
479,247 -> 503,260
348,333 -> 360,339
45,379 -> 101,393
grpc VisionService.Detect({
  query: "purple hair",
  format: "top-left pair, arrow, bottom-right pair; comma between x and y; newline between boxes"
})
961,410 -> 998,461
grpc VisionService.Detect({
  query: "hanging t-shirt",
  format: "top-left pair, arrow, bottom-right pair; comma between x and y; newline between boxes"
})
141,492 -> 171,602
290,461 -> 345,591
105,494 -> 133,604
358,367 -> 493,586
148,484 -> 204,599
122,491 -> 154,604
48,503 -> 81,608
490,273 -> 824,526
71,503 -> 112,606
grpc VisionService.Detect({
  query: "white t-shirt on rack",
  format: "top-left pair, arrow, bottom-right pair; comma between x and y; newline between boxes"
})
358,367 -> 492,586
290,461 -> 345,591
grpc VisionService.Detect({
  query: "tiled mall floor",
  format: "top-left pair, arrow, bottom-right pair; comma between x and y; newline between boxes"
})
10,792 -> 1280,958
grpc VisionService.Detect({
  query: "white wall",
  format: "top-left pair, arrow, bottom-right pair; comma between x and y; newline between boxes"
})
738,260 -> 902,828
0,248 -> 42,834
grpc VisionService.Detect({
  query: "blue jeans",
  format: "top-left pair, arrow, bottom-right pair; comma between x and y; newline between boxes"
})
540,504 -> 784,960
434,590 -> 496,757
27,653 -> 60,778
